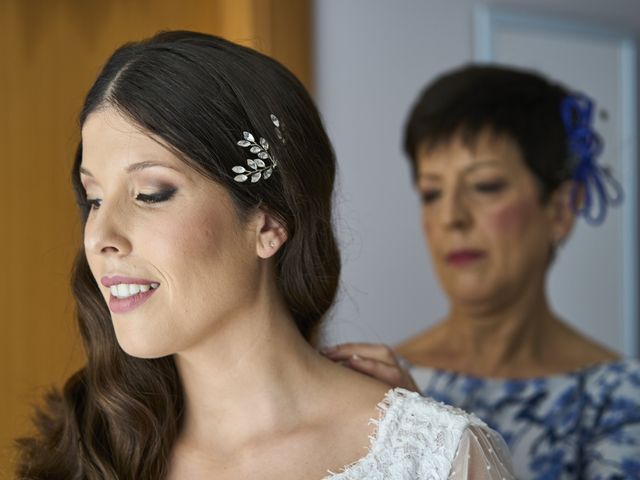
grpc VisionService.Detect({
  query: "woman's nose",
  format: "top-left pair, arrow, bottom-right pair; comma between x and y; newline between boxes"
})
84,203 -> 133,257
441,188 -> 472,231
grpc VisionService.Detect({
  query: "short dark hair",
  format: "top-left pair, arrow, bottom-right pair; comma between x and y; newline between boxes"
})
403,64 -> 572,200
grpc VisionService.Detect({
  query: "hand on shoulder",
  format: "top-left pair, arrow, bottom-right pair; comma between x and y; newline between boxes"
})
321,342 -> 420,392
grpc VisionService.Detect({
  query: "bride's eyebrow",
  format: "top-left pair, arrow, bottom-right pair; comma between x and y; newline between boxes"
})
124,161 -> 183,174
79,161 -> 183,177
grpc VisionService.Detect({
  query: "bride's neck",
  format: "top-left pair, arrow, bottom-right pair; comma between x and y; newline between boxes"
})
174,286 -> 324,454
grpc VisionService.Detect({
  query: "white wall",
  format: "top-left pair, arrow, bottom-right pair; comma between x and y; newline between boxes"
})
314,0 -> 640,353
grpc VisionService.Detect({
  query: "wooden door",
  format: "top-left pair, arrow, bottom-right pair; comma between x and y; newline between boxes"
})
0,1 -> 311,476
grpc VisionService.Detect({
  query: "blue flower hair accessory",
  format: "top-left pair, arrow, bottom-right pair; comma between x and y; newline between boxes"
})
561,93 -> 623,225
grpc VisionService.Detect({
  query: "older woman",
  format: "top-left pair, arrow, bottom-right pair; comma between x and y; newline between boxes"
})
15,35 -> 512,479
325,65 -> 640,479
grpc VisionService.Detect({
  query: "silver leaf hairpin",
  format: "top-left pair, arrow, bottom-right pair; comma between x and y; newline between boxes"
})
232,114 -> 283,183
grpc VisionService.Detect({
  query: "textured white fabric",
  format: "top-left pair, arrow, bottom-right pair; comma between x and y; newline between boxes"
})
448,425 -> 515,480
325,388 -> 515,479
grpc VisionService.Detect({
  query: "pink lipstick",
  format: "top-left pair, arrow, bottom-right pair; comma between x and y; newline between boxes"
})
109,288 -> 158,314
445,250 -> 485,267
101,276 -> 160,314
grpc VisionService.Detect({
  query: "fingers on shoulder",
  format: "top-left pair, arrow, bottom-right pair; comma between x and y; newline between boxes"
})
323,342 -> 397,364
347,355 -> 404,385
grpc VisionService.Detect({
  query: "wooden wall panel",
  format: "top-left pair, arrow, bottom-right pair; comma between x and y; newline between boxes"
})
0,1 -> 310,476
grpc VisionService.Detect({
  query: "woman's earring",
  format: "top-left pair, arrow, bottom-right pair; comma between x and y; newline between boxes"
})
269,240 -> 276,248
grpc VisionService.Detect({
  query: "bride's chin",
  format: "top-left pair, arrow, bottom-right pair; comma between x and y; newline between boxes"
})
113,328 -> 176,360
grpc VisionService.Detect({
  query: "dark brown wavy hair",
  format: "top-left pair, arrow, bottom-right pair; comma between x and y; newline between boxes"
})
16,31 -> 340,479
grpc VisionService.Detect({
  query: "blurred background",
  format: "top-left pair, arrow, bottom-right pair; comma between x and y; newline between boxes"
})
1,0 -> 638,476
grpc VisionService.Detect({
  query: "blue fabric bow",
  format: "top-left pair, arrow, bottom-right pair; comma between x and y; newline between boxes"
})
560,93 -> 623,225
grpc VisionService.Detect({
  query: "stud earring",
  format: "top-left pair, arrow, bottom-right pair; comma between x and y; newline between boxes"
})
269,240 -> 276,248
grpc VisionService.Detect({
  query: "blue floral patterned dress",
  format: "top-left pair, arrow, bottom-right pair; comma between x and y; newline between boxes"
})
411,360 -> 640,480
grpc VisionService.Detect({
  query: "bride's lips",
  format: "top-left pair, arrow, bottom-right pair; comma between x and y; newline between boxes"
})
101,275 -> 158,287
109,287 -> 158,314
101,275 -> 160,314
445,250 -> 486,266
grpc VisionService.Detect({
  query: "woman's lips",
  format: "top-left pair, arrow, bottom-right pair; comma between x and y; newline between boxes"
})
109,287 -> 158,314
445,250 -> 486,266
101,275 -> 158,287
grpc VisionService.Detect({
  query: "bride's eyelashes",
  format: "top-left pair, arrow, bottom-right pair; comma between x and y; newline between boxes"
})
84,187 -> 178,211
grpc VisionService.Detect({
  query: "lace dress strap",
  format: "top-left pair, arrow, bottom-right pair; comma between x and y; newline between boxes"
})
326,388 -> 515,479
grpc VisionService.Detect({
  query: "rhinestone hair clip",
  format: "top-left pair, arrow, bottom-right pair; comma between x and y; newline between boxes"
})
232,114 -> 284,183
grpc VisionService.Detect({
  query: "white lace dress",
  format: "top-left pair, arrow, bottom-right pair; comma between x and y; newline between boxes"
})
324,388 -> 515,479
